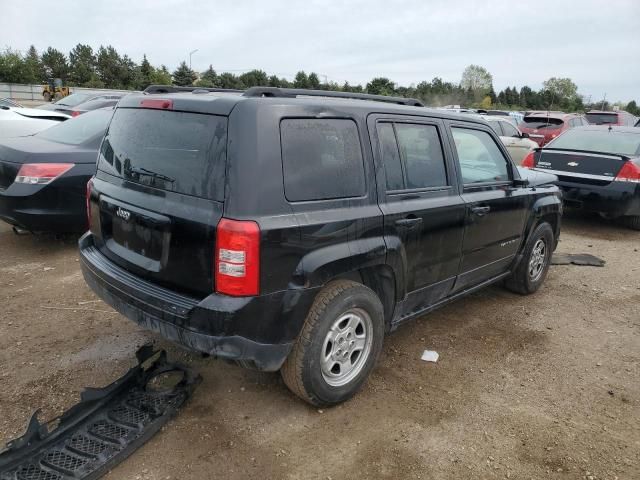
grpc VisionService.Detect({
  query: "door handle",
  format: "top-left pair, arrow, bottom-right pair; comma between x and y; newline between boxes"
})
395,217 -> 423,228
470,205 -> 491,216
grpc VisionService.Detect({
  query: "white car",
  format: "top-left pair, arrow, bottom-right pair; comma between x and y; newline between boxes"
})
484,116 -> 538,165
0,107 -> 69,139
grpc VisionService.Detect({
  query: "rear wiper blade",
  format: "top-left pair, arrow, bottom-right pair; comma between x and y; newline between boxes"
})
127,166 -> 175,183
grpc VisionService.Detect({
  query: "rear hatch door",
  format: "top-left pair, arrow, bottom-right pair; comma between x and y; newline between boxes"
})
91,106 -> 227,297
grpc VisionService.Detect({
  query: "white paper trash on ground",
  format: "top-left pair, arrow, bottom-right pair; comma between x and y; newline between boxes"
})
421,350 -> 439,362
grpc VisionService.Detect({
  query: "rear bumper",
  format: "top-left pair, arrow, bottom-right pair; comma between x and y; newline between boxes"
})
557,180 -> 640,217
79,233 -> 319,371
0,178 -> 89,233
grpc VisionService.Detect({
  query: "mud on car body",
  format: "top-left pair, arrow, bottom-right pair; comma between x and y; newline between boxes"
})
80,86 -> 562,406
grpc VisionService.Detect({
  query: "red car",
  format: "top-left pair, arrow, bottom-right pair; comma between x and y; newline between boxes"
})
586,110 -> 638,126
518,112 -> 587,147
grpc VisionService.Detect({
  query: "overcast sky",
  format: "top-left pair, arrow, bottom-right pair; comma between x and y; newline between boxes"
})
4,0 -> 640,101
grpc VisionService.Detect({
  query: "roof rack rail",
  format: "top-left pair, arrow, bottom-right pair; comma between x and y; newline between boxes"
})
143,85 -> 244,94
243,87 -> 424,107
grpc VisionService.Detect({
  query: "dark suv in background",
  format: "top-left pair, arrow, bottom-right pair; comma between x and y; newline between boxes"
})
80,86 -> 562,406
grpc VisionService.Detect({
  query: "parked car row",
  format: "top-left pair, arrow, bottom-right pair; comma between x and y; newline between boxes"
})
38,92 -> 126,117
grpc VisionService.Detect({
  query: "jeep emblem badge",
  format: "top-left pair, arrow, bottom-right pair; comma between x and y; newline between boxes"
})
116,207 -> 131,221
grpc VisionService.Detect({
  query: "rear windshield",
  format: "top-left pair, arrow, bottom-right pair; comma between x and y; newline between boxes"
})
586,113 -> 618,125
36,109 -> 112,145
520,117 -> 563,130
97,108 -> 227,201
546,129 -> 640,156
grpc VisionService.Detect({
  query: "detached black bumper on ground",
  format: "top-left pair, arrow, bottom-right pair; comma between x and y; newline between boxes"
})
0,346 -> 200,480
79,233 -> 319,372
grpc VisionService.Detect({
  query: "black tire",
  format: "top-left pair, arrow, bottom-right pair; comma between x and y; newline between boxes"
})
623,215 -> 640,231
280,280 -> 384,407
504,222 -> 554,295
43,91 -> 51,102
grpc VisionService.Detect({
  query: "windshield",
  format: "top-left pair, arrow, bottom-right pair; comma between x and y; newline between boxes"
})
36,109 -> 112,145
53,93 -> 93,107
546,129 -> 640,156
520,117 -> 563,130
586,113 -> 618,125
97,108 -> 227,201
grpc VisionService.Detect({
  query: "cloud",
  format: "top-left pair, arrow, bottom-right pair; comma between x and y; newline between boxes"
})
4,0 -> 639,101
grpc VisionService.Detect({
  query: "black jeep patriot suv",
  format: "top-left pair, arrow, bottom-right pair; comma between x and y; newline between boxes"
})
80,86 -> 562,406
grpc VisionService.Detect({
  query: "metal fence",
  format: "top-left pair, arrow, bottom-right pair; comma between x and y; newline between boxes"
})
0,83 -> 136,101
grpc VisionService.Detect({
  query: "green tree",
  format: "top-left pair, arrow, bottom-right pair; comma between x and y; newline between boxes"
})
307,72 -> 321,89
239,69 -> 268,88
0,48 -> 27,83
96,45 -> 123,88
625,100 -> 639,116
197,65 -> 219,87
149,65 -> 172,85
366,77 -> 396,96
68,44 -> 96,85
294,71 -> 309,89
268,75 -> 281,87
218,72 -> 242,89
135,54 -> 154,89
487,85 -> 497,104
172,61 -> 196,86
542,77 -> 578,103
23,45 -> 43,83
460,65 -> 493,101
41,47 -> 68,80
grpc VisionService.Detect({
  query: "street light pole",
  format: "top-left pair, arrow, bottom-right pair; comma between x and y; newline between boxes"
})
189,49 -> 199,70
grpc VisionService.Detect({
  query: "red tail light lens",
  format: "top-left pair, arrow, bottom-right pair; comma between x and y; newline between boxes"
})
615,161 -> 640,183
71,111 -> 81,117
140,99 -> 173,110
15,163 -> 74,185
86,177 -> 94,231
521,151 -> 535,168
215,218 -> 260,296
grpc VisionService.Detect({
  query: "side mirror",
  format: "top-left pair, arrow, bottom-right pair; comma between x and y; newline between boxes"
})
513,178 -> 530,188
520,132 -> 530,139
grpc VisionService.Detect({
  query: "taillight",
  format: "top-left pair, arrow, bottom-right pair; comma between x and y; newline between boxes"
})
86,177 -> 94,231
521,151 -> 535,168
71,111 -> 81,117
215,218 -> 260,296
615,161 -> 640,183
14,163 -> 74,185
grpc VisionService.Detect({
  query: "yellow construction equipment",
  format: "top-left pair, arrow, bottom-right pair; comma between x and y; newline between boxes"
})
42,78 -> 70,102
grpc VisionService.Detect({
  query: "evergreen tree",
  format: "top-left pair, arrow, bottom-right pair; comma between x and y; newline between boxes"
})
197,65 -> 219,87
41,47 -> 68,80
308,72 -> 321,89
172,61 -> 197,86
294,71 -> 309,89
23,45 -> 43,83
68,44 -> 96,85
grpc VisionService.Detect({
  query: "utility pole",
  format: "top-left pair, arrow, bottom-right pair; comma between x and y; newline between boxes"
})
600,93 -> 607,111
189,49 -> 199,70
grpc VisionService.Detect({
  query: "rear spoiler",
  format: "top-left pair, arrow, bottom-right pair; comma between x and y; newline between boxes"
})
537,147 -> 632,162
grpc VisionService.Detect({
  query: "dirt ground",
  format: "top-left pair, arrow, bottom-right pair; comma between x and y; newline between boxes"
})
0,214 -> 638,480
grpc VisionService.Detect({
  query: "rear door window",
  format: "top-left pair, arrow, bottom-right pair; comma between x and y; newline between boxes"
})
451,127 -> 510,184
377,121 -> 449,191
280,118 -> 366,202
501,122 -> 519,137
97,108 -> 227,201
487,121 -> 503,136
394,124 -> 448,189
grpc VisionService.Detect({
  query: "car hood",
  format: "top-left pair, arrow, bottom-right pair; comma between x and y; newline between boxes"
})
516,166 -> 558,186
0,136 -> 98,165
